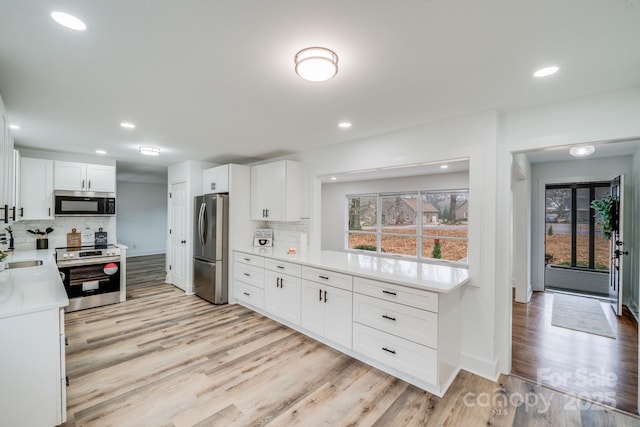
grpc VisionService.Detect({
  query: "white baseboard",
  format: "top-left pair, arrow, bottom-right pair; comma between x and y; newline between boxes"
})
460,352 -> 500,382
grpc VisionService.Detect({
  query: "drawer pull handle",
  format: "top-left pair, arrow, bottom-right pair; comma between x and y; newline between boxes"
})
319,275 -> 329,280
382,290 -> 397,296
382,347 -> 396,355
382,315 -> 396,321
244,273 -> 251,277
244,258 -> 251,261
243,292 -> 250,296
277,265 -> 285,269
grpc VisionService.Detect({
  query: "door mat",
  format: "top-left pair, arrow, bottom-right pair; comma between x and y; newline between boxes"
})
551,294 -> 615,339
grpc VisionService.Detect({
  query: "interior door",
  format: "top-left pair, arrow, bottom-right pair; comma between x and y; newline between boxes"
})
609,175 -> 627,316
170,181 -> 187,290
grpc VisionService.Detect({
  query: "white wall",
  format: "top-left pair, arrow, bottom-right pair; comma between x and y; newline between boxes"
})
321,172 -> 469,251
116,181 -> 167,257
630,150 -> 640,318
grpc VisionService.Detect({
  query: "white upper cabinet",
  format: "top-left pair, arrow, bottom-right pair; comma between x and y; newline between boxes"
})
251,160 -> 302,221
0,109 -> 16,224
54,161 -> 115,192
202,164 -> 229,194
19,157 -> 54,220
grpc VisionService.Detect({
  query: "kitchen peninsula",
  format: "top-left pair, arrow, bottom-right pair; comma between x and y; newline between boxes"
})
233,247 -> 470,396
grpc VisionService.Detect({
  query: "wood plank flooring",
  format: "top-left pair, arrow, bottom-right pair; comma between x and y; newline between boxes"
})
512,291 -> 638,414
60,255 -> 640,426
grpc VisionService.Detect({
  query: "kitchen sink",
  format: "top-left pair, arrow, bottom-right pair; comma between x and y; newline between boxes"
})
7,259 -> 44,269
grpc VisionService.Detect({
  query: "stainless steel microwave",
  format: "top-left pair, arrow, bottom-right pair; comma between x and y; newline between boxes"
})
54,191 -> 116,216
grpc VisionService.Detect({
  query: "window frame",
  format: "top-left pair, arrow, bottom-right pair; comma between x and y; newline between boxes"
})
345,189 -> 469,266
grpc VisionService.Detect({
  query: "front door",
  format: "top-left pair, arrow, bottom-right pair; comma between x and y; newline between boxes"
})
609,175 -> 627,316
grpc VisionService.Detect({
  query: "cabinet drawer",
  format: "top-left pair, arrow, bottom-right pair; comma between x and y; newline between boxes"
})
353,323 -> 437,386
265,258 -> 302,276
234,262 -> 264,288
354,277 -> 438,312
302,266 -> 352,291
234,252 -> 265,268
353,293 -> 437,349
235,281 -> 264,309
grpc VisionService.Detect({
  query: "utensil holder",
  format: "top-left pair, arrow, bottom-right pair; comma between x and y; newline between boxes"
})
36,239 -> 49,250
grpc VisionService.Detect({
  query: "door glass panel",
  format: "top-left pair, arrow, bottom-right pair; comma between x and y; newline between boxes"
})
544,188 -> 571,266
575,188 -> 590,267
594,186 -> 611,271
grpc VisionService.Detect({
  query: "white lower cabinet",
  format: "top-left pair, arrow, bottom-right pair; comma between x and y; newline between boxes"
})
264,269 -> 301,325
0,307 -> 66,425
233,254 -> 265,309
301,278 -> 352,349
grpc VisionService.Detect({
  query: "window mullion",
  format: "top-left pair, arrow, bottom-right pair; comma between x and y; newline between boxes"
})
376,193 -> 382,254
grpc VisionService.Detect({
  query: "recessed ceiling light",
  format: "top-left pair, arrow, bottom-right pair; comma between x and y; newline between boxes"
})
569,145 -> 595,157
330,177 -> 337,181
95,150 -> 107,155
120,122 -> 136,129
338,122 -> 352,128
51,11 -> 86,31
294,47 -> 338,82
440,164 -> 449,169
533,66 -> 559,78
9,124 -> 21,130
139,146 -> 160,156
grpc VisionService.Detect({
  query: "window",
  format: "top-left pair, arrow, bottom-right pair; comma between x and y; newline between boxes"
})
346,190 -> 468,263
545,182 -> 610,271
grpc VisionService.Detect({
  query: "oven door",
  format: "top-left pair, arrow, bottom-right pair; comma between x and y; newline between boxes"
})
59,261 -> 121,298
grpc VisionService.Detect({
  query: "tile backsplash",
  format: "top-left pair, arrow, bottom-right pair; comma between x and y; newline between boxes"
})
262,218 -> 310,248
7,217 -> 116,251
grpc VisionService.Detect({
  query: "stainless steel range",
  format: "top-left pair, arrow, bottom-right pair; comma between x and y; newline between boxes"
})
56,244 -> 123,312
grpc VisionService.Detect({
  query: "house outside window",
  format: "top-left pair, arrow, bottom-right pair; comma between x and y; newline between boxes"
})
346,190 -> 468,263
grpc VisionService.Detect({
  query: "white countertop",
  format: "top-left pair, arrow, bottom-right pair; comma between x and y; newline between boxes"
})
0,249 -> 68,319
235,246 -> 470,293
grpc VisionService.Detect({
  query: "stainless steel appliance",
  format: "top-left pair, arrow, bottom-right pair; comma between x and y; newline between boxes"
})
194,193 -> 229,304
54,191 -> 116,216
56,244 -> 122,312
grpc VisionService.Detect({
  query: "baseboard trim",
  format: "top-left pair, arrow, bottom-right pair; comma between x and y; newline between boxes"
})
460,352 -> 500,382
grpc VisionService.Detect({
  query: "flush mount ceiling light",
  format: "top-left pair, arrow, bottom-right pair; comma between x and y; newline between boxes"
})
95,149 -> 107,155
533,66 -> 559,78
9,124 -> 21,130
338,122 -> 352,128
51,11 -> 86,31
569,145 -> 595,157
440,164 -> 449,169
120,122 -> 136,129
295,47 -> 338,82
139,146 -> 160,156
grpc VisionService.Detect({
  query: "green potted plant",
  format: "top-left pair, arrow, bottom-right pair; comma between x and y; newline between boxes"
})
590,194 -> 615,240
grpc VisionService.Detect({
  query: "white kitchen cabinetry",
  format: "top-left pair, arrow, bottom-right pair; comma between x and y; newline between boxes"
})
54,161 -> 115,192
202,164 -> 229,194
352,277 -> 461,395
251,160 -> 302,221
234,253 -> 265,309
264,259 -> 302,325
0,308 -> 67,425
0,107 -> 16,223
19,157 -> 54,220
300,267 -> 353,349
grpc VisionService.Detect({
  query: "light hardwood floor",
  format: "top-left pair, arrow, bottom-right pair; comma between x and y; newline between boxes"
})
512,291 -> 638,414
61,255 -> 640,426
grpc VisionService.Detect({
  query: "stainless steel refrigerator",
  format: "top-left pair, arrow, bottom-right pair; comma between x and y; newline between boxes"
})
193,193 -> 229,304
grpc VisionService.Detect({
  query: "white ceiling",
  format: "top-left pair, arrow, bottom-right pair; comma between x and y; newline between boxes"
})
1,1 -> 640,175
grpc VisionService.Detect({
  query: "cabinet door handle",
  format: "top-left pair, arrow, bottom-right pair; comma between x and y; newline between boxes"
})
19,207 -> 24,217
324,290 -> 327,303
382,315 -> 396,321
382,290 -> 397,296
1,204 -> 7,223
265,209 -> 269,218
212,182 -> 216,190
82,179 -> 85,189
49,207 -> 51,217
319,288 -> 322,301
382,347 -> 396,355
88,180 -> 91,189
11,206 -> 16,221
243,292 -> 250,296
243,257 -> 251,261
318,275 -> 329,280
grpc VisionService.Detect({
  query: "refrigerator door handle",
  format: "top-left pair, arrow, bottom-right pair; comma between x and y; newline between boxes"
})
198,202 -> 206,247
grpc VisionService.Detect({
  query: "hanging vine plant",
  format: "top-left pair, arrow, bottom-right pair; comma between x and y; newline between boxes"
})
590,193 -> 616,240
